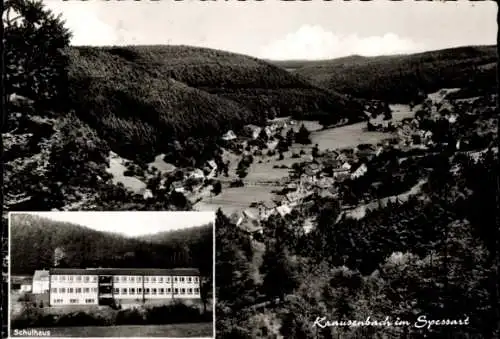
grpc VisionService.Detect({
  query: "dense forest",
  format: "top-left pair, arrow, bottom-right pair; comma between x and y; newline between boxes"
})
67,45 -> 364,162
215,148 -> 499,338
274,46 -> 497,104
9,214 -> 213,281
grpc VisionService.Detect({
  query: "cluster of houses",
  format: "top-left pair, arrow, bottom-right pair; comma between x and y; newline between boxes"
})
222,118 -> 293,143
229,147 -> 377,237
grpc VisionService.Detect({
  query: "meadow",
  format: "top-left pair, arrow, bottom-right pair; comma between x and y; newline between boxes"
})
14,323 -> 213,337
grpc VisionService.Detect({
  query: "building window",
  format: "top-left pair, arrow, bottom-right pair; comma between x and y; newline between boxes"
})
114,288 -> 119,294
137,276 -> 142,282
84,276 -> 90,283
84,288 -> 90,293
121,288 -> 127,295
59,288 -> 65,293
113,276 -> 119,283
68,276 -> 73,282
51,288 -> 57,293
68,288 -> 74,293
137,288 -> 142,294
166,277 -> 170,282
145,288 -> 150,294
92,277 -> 97,282
159,288 -> 164,295
61,276 -> 66,281
76,276 -> 82,282
194,277 -> 199,282
92,287 -> 97,293
158,277 -> 163,283
70,299 -> 78,304
167,288 -> 171,293
129,288 -> 135,295
180,277 -> 185,282
151,277 -> 156,283
174,288 -> 179,294
181,288 -> 186,294
85,299 -> 94,304
194,288 -> 199,293
129,276 -> 134,282
152,288 -> 157,295
76,288 -> 82,293
188,288 -> 193,294
52,276 -> 58,282
144,277 -> 149,283
188,277 -> 192,282
174,277 -> 178,282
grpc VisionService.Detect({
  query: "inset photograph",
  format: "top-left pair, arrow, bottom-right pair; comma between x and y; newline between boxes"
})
8,211 -> 214,338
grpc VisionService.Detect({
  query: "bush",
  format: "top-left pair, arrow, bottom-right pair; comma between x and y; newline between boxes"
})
56,311 -> 108,327
116,308 -> 145,325
146,303 -> 202,324
230,180 -> 245,188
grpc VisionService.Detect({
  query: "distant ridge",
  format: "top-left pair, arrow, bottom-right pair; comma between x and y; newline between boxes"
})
271,45 -> 497,104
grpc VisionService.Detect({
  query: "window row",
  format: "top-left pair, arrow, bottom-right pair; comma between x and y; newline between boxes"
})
113,276 -> 199,283
51,275 -> 200,283
52,276 -> 97,283
113,287 -> 200,295
52,287 -> 98,293
52,299 -> 95,304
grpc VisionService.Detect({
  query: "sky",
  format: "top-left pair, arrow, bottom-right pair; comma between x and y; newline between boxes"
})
17,211 -> 215,237
43,0 -> 496,60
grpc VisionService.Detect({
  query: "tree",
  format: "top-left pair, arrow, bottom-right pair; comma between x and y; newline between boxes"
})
3,0 -> 72,108
295,124 -> 311,145
261,242 -> 299,301
312,144 -> 320,158
211,181 -> 222,196
53,247 -> 65,267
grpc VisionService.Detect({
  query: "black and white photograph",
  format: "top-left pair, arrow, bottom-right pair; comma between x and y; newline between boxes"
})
8,211 -> 214,338
2,0 -> 499,338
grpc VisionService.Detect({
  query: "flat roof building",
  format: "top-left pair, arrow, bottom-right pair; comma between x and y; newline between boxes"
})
48,268 -> 201,307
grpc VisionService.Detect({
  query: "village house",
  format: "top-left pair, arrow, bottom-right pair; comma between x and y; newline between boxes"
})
351,163 -> 368,180
222,130 -> 237,141
276,204 -> 292,218
258,201 -> 277,220
243,125 -> 262,140
33,270 -> 50,294
189,169 -> 205,180
235,210 -> 263,236
171,181 -> 185,193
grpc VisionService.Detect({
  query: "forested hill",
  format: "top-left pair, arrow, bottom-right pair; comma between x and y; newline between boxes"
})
67,45 -> 363,161
138,224 -> 213,245
10,214 -> 213,277
272,45 -> 497,104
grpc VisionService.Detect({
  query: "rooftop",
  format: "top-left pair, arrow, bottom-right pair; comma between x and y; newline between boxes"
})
33,270 -> 50,280
49,268 -> 200,276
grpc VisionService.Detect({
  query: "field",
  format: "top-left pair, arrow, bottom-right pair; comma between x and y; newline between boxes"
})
13,323 -> 213,337
106,152 -> 146,193
195,186 -> 275,216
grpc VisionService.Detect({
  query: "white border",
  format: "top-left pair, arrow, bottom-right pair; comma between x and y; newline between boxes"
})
7,211 -> 216,339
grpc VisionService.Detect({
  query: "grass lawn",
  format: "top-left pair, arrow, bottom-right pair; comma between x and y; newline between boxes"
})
14,322 -> 213,337
106,152 -> 147,193
195,185 -> 276,215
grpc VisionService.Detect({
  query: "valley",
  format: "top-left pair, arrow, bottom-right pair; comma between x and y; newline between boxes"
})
3,28 -> 498,338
